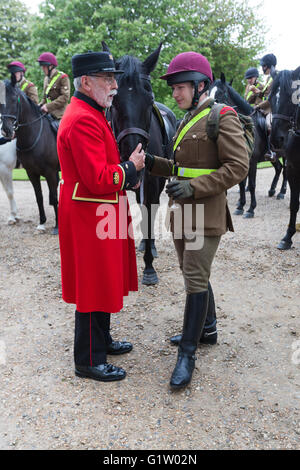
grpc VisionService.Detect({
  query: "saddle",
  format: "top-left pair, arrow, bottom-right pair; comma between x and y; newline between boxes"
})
46,114 -> 60,136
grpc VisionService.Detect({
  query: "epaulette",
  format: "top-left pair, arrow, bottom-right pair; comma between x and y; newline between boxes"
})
220,105 -> 237,116
60,73 -> 68,79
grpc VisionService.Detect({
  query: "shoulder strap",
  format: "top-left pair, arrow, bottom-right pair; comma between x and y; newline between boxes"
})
206,103 -> 224,141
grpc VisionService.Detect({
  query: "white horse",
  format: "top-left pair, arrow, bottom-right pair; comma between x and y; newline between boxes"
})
0,139 -> 19,224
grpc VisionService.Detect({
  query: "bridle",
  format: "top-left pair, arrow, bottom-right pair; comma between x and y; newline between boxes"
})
1,89 -> 44,152
112,73 -> 152,149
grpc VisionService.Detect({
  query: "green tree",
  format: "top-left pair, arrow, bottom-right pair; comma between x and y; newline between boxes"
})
0,0 -> 30,79
27,0 -> 267,116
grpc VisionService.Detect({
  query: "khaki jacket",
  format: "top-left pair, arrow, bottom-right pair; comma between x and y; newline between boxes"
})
150,98 -> 249,236
255,75 -> 274,114
40,68 -> 70,119
244,82 -> 263,106
18,77 -> 39,104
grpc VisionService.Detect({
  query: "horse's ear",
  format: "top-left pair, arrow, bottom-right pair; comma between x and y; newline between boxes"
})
142,42 -> 163,74
291,65 -> 300,81
229,78 -> 233,86
102,41 -> 111,53
220,72 -> 226,83
10,73 -> 16,87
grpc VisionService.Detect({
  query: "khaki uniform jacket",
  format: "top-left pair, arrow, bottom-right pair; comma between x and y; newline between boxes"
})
150,98 -> 249,236
40,68 -> 70,120
18,77 -> 39,104
255,75 -> 274,114
244,82 -> 263,106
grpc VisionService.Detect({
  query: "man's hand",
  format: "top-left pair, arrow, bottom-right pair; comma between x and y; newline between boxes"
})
40,104 -> 49,113
165,179 -> 194,200
129,143 -> 145,171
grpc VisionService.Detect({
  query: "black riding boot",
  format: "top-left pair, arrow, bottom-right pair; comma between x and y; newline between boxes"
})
170,291 -> 209,389
170,282 -> 217,346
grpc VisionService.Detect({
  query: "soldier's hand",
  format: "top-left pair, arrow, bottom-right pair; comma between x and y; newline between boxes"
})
129,143 -> 145,171
165,179 -> 194,200
41,104 -> 49,113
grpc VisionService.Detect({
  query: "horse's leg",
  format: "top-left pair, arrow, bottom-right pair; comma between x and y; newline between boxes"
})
244,158 -> 257,218
234,177 -> 246,215
141,193 -> 158,286
0,164 -> 18,224
268,159 -> 282,197
276,157 -> 288,200
45,169 -> 59,235
26,170 -> 47,231
277,170 -> 300,250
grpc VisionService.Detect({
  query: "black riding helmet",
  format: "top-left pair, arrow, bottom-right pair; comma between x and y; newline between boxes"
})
260,54 -> 277,68
244,67 -> 259,79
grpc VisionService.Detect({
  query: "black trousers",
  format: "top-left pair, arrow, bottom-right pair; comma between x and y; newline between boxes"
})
74,311 -> 112,366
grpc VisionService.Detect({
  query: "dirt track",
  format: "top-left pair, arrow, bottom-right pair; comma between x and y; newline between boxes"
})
0,167 -> 299,450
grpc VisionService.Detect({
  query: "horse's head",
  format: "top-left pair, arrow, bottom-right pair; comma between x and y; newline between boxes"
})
103,42 -> 162,161
210,73 -> 234,106
269,67 -> 300,151
0,79 -> 20,139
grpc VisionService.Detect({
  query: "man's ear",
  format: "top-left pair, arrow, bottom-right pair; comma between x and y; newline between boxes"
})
81,75 -> 92,92
198,81 -> 205,93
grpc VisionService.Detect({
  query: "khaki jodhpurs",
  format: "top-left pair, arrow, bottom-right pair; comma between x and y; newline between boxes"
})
173,235 -> 221,294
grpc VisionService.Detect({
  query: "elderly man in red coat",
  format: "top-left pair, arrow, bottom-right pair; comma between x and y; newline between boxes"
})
57,51 -> 145,382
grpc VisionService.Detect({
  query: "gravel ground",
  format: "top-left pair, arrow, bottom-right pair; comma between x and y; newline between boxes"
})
0,167 -> 299,450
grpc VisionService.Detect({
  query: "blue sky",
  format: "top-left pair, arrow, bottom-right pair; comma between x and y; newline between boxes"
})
23,0 -> 299,72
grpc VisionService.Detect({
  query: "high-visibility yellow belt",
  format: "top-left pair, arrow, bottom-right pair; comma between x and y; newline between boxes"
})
172,166 -> 217,178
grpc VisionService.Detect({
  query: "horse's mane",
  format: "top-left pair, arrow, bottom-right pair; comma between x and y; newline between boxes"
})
115,55 -> 145,86
269,69 -> 294,101
4,79 -> 42,115
213,79 -> 253,115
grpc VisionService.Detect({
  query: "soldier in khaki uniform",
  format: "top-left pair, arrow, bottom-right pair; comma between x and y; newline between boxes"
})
244,67 -> 263,106
37,52 -> 70,121
145,52 -> 249,389
255,54 -> 277,159
7,61 -> 39,104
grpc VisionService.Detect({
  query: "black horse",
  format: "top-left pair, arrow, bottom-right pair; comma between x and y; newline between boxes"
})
269,67 -> 300,249
103,42 -> 177,285
0,79 -> 59,234
210,74 -> 288,218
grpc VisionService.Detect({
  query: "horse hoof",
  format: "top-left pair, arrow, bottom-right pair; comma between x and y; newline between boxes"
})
52,227 -> 58,235
276,193 -> 285,200
8,217 -> 17,225
243,212 -> 254,219
277,240 -> 292,250
234,209 -> 244,216
142,272 -> 159,285
268,190 -> 275,197
37,224 -> 46,232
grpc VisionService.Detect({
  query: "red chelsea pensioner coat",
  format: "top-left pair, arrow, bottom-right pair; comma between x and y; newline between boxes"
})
57,95 -> 138,313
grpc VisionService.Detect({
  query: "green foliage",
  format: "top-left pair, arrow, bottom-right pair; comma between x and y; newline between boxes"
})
0,0 -> 30,79
2,0 -> 268,117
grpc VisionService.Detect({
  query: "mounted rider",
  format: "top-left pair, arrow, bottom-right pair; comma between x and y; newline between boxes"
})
7,61 -> 39,104
37,52 -> 70,127
255,53 -> 277,160
145,52 -> 249,389
244,67 -> 263,106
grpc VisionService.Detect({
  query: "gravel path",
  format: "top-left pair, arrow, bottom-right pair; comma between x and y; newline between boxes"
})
0,167 -> 299,450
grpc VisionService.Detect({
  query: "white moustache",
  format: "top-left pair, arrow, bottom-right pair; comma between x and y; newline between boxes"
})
109,90 -> 118,98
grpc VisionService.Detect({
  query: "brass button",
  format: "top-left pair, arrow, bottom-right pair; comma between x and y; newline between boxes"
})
192,134 -> 197,139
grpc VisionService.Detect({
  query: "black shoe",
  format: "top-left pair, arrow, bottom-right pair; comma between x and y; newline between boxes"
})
170,327 -> 217,346
107,341 -> 133,355
75,363 -> 126,382
170,291 -> 209,389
